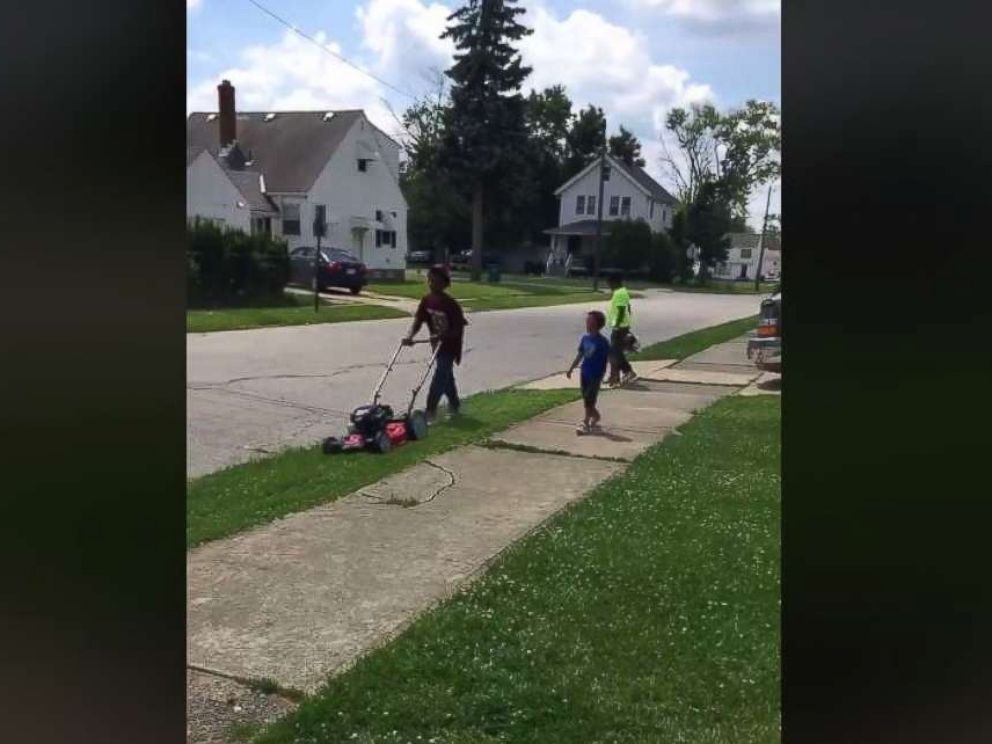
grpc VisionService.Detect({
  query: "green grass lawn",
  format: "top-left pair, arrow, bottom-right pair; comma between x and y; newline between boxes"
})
367,279 -> 605,312
188,389 -> 579,548
255,395 -> 781,744
187,296 -> 407,333
633,315 -> 759,362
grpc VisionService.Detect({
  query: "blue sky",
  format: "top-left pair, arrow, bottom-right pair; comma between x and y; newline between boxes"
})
188,0 -> 780,224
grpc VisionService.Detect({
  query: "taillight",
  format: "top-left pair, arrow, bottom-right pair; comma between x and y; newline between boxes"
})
757,317 -> 780,337
324,261 -> 341,272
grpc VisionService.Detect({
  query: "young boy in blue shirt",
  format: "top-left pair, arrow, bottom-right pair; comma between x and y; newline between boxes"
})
566,310 -> 610,435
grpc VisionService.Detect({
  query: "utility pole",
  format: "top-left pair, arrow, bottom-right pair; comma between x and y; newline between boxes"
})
754,183 -> 774,292
313,210 -> 326,312
592,147 -> 607,292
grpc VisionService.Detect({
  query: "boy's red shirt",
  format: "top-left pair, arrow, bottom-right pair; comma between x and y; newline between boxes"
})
415,291 -> 468,363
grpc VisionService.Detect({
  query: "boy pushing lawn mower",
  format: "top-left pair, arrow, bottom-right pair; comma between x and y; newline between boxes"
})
566,310 -> 610,435
606,273 -> 638,387
403,265 -> 468,422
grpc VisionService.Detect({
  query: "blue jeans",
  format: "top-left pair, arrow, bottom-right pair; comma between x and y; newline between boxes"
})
426,351 -> 460,414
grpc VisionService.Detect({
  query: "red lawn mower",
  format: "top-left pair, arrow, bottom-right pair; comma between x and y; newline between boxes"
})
321,338 -> 439,455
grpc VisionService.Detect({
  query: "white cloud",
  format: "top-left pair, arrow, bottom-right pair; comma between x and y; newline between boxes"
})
356,0 -> 454,84
185,1 -> 773,225
523,7 -> 713,122
628,0 -> 779,33
185,30 -> 400,138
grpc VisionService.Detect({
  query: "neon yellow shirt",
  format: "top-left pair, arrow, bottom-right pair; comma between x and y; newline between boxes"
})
608,287 -> 632,329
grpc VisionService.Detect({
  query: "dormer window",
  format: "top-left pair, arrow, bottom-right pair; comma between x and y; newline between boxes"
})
358,159 -> 368,172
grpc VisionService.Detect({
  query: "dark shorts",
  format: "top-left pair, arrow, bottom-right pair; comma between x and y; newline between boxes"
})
581,375 -> 603,407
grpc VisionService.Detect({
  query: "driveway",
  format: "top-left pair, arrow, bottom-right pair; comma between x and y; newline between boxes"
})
187,289 -> 759,477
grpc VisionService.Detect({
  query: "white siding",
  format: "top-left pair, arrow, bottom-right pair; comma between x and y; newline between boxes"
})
186,151 -> 251,233
282,115 -> 408,271
557,158 -> 665,232
713,246 -> 782,280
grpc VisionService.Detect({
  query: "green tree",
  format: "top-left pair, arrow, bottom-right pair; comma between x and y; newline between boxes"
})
394,73 -> 470,260
603,219 -> 653,273
523,85 -> 574,240
608,125 -> 645,167
660,103 -> 722,206
669,208 -> 694,283
439,0 -> 533,280
648,230 -> 676,283
660,100 -> 780,224
716,99 -> 781,222
686,180 -> 733,281
565,104 -> 606,178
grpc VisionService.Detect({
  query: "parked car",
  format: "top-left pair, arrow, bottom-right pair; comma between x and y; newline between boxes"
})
747,291 -> 781,373
406,249 -> 433,265
289,246 -> 367,294
450,250 -> 473,270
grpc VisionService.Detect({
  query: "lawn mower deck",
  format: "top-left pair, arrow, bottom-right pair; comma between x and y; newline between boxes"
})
322,340 -> 435,455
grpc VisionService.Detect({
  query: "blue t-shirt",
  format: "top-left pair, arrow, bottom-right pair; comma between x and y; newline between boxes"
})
578,332 -> 610,381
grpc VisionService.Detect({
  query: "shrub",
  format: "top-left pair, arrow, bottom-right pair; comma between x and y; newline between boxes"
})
604,218 -> 653,273
187,219 -> 289,306
647,230 -> 676,283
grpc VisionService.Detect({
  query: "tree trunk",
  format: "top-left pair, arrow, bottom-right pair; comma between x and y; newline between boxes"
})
471,182 -> 484,281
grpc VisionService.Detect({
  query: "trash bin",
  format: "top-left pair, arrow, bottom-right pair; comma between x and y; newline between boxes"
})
486,263 -> 501,282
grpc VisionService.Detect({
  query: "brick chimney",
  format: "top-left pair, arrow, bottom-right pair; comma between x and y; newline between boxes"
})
217,80 -> 236,148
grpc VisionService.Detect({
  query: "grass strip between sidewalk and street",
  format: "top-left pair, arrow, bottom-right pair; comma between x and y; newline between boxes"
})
187,301 -> 407,333
366,279 -> 613,313
633,315 -> 759,362
187,388 -> 580,548
255,395 -> 781,744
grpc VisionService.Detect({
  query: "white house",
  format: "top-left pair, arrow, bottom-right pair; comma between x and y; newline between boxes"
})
187,80 -> 408,279
543,154 -> 678,272
712,232 -> 782,281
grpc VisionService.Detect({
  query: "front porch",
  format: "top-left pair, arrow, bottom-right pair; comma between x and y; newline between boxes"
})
542,219 -> 613,275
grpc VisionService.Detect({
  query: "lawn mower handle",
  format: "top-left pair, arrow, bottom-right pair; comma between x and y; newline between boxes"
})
370,337 -> 439,407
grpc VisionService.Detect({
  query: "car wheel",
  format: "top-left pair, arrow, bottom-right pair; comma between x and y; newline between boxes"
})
349,286 -> 361,295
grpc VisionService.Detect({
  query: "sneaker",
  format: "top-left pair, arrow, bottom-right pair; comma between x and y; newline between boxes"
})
622,371 -> 638,385
576,422 -> 590,435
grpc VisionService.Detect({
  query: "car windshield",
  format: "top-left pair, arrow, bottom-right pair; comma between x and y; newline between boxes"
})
321,249 -> 358,262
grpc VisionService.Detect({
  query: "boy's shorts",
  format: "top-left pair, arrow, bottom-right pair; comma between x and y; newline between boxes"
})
581,375 -> 602,407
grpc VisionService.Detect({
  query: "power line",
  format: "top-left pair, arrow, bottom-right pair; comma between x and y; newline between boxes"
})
244,0 -> 419,100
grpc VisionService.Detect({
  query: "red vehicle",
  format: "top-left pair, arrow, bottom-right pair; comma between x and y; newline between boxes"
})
289,246 -> 367,294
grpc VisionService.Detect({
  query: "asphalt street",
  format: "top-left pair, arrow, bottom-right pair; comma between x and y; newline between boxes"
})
187,289 -> 760,477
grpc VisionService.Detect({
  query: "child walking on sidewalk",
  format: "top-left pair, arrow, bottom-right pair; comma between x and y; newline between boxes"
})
566,310 -> 610,435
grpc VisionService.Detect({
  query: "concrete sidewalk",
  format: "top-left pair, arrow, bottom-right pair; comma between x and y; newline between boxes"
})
186,334 -> 777,737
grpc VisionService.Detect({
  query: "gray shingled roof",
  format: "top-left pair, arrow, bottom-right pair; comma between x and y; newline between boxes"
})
543,219 -> 615,236
729,232 -> 781,251
187,110 -> 364,193
224,167 -> 279,215
614,160 -> 678,205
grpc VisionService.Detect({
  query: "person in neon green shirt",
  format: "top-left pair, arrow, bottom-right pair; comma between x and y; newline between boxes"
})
606,273 -> 636,386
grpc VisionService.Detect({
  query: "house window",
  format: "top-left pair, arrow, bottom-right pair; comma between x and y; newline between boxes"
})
357,159 -> 368,172
313,204 -> 326,236
376,229 -> 397,248
375,209 -> 383,222
282,203 -> 301,235
650,200 -> 655,219
609,196 -> 620,216
620,196 -> 631,217
575,195 -> 586,215
587,195 -> 596,215
741,248 -> 753,259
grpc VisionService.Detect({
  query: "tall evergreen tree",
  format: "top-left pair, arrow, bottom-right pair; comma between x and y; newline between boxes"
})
608,125 -> 646,167
439,0 -> 533,279
565,104 -> 606,178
